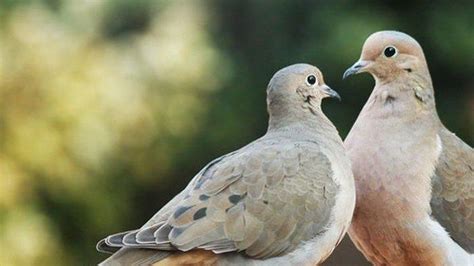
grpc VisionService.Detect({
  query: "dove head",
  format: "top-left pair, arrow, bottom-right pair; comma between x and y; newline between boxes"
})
266,64 -> 340,129
343,31 -> 430,82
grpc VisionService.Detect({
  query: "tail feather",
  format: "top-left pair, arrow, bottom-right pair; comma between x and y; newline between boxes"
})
105,231 -> 133,247
136,224 -> 163,244
99,248 -> 171,266
123,231 -> 141,245
97,239 -> 120,254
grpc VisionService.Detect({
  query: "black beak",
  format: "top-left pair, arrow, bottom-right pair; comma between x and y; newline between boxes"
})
343,60 -> 370,79
322,85 -> 341,101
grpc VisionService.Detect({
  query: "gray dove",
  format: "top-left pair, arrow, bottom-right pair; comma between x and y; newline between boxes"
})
343,31 -> 473,265
97,63 -> 355,265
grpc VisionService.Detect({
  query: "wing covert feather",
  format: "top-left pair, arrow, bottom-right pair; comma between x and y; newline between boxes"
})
430,128 -> 474,252
100,138 -> 339,259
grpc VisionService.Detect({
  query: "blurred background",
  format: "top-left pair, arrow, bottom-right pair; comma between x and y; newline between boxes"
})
0,0 -> 472,265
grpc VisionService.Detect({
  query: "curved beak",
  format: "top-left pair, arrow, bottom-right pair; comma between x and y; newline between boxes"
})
321,85 -> 341,101
343,60 -> 371,79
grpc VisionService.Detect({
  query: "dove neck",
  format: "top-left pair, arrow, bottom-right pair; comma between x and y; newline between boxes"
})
267,105 -> 337,139
370,68 -> 437,115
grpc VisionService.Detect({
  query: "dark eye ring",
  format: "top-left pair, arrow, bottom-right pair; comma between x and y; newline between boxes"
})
384,46 -> 397,57
306,75 -> 317,86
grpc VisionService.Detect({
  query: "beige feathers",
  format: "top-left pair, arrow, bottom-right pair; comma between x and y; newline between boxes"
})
344,30 -> 473,265
97,64 -> 355,265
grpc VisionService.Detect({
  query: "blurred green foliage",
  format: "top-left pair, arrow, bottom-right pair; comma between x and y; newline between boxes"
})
0,0 -> 472,265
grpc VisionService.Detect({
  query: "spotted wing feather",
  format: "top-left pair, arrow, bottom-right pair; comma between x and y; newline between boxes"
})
98,138 -> 338,259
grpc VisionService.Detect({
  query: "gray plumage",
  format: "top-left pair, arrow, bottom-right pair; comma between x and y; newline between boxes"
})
431,127 -> 474,252
97,64 -> 355,265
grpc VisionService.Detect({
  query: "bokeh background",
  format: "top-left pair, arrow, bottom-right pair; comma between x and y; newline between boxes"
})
0,0 -> 472,265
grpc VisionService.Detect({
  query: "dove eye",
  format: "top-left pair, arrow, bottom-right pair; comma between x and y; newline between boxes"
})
384,46 -> 397,58
306,75 -> 318,86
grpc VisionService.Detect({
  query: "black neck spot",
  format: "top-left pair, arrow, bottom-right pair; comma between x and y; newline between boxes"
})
384,95 -> 396,105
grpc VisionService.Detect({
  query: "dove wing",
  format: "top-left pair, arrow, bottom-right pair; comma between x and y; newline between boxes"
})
99,137 -> 339,259
430,127 -> 474,252
96,150 -> 240,253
